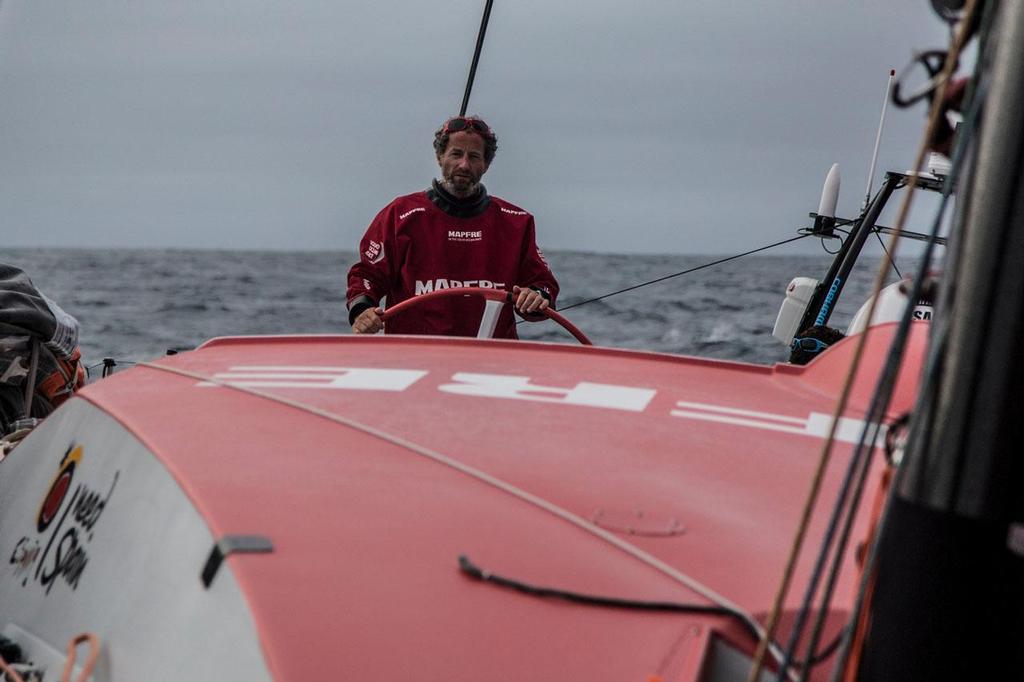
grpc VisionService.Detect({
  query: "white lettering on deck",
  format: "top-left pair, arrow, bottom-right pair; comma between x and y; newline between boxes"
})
198,367 -> 427,391
438,373 -> 656,412
669,401 -> 886,445
192,365 -> 884,447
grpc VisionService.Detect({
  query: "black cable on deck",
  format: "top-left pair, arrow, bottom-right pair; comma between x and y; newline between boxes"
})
458,554 -> 842,672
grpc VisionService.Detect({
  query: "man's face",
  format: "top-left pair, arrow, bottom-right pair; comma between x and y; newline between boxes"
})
437,131 -> 489,196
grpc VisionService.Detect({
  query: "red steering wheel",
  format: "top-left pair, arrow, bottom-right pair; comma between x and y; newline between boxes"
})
380,287 -> 592,345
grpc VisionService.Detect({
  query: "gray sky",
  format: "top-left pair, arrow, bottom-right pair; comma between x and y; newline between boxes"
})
0,1 -> 955,254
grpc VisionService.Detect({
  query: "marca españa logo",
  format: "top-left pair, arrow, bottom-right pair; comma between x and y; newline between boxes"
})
363,240 -> 385,265
8,443 -> 119,595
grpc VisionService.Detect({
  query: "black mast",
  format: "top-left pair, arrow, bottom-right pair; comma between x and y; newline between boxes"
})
460,0 -> 495,116
796,175 -> 900,334
855,2 -> 1024,678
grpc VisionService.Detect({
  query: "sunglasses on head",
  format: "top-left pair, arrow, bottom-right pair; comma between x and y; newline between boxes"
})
790,337 -> 831,354
443,117 -> 494,139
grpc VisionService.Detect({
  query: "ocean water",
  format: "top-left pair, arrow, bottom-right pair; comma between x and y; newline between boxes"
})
3,248 -> 916,375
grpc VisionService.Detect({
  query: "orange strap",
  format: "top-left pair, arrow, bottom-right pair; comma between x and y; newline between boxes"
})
59,632 -> 100,682
843,464 -> 894,681
37,347 -> 86,407
0,656 -> 26,682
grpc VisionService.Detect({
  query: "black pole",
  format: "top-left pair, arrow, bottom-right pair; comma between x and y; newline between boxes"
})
788,170 -> 958,681
854,4 -> 1024,678
796,174 -> 900,335
460,0 -> 495,116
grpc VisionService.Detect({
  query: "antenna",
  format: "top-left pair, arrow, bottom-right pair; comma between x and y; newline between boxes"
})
460,0 -> 496,116
814,163 -> 841,235
863,70 -> 897,211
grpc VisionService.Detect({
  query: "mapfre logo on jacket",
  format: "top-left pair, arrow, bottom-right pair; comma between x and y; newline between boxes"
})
415,279 -> 506,295
447,230 -> 482,242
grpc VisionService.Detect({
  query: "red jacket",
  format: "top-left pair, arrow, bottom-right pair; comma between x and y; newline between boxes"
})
347,186 -> 558,338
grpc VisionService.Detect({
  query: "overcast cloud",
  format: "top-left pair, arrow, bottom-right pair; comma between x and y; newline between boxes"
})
0,1 -> 955,254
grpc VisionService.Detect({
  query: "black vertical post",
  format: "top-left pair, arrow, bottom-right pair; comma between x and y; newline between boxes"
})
796,174 -> 900,336
855,4 -> 1024,678
460,0 -> 495,116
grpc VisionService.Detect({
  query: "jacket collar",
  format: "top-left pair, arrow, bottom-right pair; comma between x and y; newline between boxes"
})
426,179 -> 490,218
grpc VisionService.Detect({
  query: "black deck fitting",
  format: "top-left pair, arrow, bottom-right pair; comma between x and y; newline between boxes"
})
201,534 -> 274,589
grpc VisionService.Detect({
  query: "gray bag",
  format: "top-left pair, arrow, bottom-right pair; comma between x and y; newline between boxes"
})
0,264 -> 82,430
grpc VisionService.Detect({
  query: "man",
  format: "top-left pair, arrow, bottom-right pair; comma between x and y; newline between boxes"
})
346,116 -> 558,337
788,325 -> 845,365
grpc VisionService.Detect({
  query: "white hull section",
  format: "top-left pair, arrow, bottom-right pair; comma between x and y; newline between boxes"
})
0,399 -> 271,681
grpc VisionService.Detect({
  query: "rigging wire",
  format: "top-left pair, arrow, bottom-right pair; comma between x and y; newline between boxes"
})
862,70 -> 897,213
460,0 -> 495,116
83,358 -> 137,380
873,230 -> 903,279
790,137 -> 965,680
534,234 -> 811,318
787,107 -> 978,675
827,6 -> 987,678
748,2 -> 982,679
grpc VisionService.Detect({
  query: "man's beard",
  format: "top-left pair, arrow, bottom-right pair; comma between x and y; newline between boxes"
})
441,171 -> 481,197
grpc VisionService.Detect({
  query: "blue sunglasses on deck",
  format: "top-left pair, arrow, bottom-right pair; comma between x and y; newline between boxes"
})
791,337 -> 830,354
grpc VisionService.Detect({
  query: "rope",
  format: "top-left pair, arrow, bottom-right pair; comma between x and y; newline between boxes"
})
801,113 -> 969,678
59,632 -> 100,682
541,233 -> 811,317
839,466 -> 893,682
749,3 -> 981,679
827,4 -> 985,678
783,165 -> 962,679
873,230 -> 902,280
0,632 -> 99,682
133,358 -> 792,670
22,338 -> 39,419
0,656 -> 25,682
0,427 -> 33,459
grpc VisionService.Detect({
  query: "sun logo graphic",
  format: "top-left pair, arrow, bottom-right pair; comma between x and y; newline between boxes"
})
37,444 -> 83,533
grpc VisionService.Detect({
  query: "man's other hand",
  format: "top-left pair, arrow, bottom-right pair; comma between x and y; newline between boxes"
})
513,286 -> 549,318
352,307 -> 385,334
